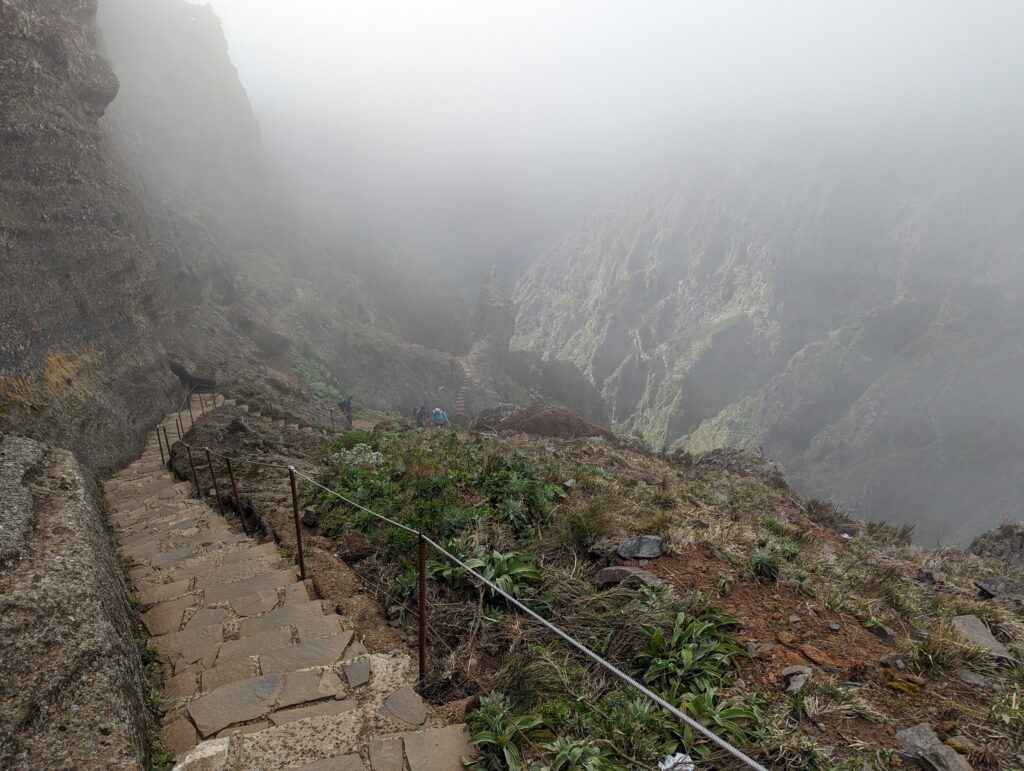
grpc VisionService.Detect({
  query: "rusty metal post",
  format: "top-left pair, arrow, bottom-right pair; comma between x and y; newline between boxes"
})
225,457 -> 241,512
418,533 -> 427,686
156,427 -> 166,466
162,426 -> 173,467
185,446 -> 201,496
205,449 -> 225,516
288,466 -> 306,580
199,392 -> 206,416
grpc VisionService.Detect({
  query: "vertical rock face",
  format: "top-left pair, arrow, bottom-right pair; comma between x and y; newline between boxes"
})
96,0 -> 298,308
0,0 -> 178,472
515,136 -> 1024,542
0,435 -> 149,769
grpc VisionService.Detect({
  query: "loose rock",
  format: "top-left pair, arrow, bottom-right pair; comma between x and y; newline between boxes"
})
617,535 -> 663,560
594,565 -> 664,588
951,615 -> 1015,662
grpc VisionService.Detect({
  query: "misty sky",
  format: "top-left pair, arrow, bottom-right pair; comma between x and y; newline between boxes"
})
188,0 -> 1024,293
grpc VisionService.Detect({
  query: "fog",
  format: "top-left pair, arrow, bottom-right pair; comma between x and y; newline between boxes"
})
189,0 -> 1024,294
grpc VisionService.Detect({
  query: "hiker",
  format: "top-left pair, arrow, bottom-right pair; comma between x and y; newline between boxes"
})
413,405 -> 428,428
337,396 -> 353,428
432,407 -> 449,428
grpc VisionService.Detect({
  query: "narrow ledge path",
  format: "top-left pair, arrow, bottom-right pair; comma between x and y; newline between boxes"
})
104,394 -> 472,771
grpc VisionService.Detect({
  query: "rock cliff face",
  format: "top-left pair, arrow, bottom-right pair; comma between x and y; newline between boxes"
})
0,435 -> 149,769
515,135 -> 1024,543
0,0 -> 179,472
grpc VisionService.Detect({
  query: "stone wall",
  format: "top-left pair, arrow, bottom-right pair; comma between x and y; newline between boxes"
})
0,435 -> 149,769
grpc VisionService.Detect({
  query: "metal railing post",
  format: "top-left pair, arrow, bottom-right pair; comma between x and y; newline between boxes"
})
156,427 -> 166,466
288,467 -> 307,580
205,448 -> 225,516
225,457 -> 241,512
185,446 -> 201,497
199,392 -> 206,416
174,415 -> 181,440
187,391 -> 194,424
162,426 -> 173,467
418,533 -> 428,687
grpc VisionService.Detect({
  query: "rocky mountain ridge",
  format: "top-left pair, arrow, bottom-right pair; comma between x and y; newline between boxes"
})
514,134 -> 1024,543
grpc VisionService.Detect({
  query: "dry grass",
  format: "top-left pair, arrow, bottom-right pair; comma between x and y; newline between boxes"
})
0,345 -> 103,411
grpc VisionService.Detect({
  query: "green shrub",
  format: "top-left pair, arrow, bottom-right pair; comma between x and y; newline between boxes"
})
543,736 -> 619,770
750,548 -> 780,582
467,692 -> 547,771
430,548 -> 543,603
333,430 -> 372,451
635,611 -> 742,694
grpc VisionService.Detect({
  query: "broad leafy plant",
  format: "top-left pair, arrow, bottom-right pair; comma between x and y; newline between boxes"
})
636,611 -> 742,694
467,693 -> 548,770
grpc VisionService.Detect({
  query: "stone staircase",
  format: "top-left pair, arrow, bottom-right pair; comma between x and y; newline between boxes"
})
104,394 -> 472,770
452,362 -> 470,417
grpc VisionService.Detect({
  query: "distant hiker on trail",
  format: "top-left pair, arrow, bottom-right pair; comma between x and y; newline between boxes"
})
413,405 -> 428,428
432,407 -> 449,428
337,396 -> 353,428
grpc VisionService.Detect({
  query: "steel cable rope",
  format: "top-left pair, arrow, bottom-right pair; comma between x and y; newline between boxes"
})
292,470 -> 770,770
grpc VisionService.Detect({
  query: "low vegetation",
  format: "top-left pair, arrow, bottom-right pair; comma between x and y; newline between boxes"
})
263,411 -> 1024,767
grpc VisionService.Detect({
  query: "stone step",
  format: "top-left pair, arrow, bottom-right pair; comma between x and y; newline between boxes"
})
168,647 -> 394,750
174,708 -> 470,771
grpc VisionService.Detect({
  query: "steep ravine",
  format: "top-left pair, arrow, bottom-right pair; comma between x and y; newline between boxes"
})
514,136 -> 1024,543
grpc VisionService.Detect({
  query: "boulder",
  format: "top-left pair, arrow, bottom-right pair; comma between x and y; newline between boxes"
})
301,506 -> 319,528
951,615 -> 1015,663
920,744 -> 973,771
594,566 -> 664,588
617,535 -> 663,560
897,723 -> 940,755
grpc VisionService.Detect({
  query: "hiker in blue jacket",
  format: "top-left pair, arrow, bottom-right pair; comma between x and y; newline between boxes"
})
432,407 -> 449,428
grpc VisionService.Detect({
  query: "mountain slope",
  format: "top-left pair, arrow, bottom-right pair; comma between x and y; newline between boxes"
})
514,134 -> 1024,543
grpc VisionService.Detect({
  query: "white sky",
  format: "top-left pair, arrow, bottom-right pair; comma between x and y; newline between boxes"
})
186,1 -> 1024,283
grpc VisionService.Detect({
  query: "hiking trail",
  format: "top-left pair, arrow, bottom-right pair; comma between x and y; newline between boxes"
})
104,393 -> 472,770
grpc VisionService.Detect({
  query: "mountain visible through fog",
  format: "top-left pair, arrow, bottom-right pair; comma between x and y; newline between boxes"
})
156,0 -> 1024,544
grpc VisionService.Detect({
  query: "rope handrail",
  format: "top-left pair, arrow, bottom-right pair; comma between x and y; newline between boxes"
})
165,396 -> 770,770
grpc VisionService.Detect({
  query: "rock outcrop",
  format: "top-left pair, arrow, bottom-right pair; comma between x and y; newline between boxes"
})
514,135 -> 1024,543
0,0 -> 179,472
0,435 -> 149,769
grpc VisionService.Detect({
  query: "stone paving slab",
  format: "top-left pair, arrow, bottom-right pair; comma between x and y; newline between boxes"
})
188,674 -> 284,737
259,631 -> 355,675
381,687 -> 426,727
205,568 -> 299,605
269,698 -> 357,727
368,738 -> 404,771
143,596 -> 199,635
202,658 -> 259,692
277,669 -> 345,708
217,628 -> 294,664
297,615 -> 349,642
403,725 -> 474,771
136,578 -> 193,606
229,588 -> 281,618
288,754 -> 364,771
152,623 -> 225,664
239,600 -> 329,637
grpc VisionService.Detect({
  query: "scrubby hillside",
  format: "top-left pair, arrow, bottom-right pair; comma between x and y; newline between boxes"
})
514,134 -> 1024,544
182,400 -> 1024,769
